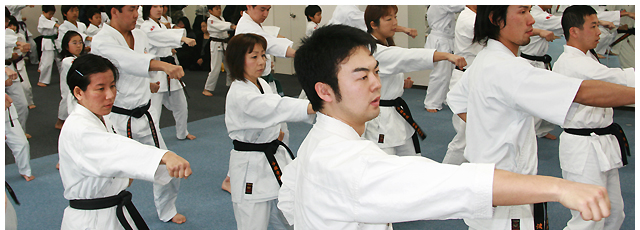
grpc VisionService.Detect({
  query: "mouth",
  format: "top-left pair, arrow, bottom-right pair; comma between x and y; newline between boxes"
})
371,96 -> 380,106
525,29 -> 533,36
105,103 -> 113,108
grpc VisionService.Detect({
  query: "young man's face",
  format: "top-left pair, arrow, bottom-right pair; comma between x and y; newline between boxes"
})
574,14 -> 601,51
246,5 -> 271,24
499,5 -> 535,48
328,46 -> 381,126
311,11 -> 322,24
65,7 -> 79,22
112,5 -> 139,31
89,13 -> 102,26
43,11 -> 55,20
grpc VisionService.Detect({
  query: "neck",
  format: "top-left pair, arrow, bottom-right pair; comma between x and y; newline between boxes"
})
322,110 -> 366,136
371,32 -> 388,46
566,41 -> 589,54
111,20 -> 132,37
68,20 -> 77,25
497,37 -> 520,56
152,17 -> 160,24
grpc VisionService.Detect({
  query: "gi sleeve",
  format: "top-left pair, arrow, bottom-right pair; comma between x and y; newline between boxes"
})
37,17 -> 57,31
277,160 -> 299,225
140,23 -> 183,48
374,45 -> 436,76
446,71 -> 470,114
91,34 -> 155,78
208,18 -> 233,33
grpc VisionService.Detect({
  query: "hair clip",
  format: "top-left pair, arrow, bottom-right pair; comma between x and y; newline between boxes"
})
75,69 -> 84,76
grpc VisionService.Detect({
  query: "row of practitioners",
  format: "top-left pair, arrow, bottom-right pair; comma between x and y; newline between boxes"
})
11,4 -> 628,230
3,3 -> 636,230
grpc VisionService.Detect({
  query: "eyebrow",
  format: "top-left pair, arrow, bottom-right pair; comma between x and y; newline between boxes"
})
353,61 -> 380,73
519,5 -> 531,10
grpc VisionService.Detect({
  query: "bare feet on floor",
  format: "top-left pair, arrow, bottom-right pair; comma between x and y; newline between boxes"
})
186,134 -> 196,140
22,175 -> 35,181
202,90 -> 213,96
425,108 -> 438,113
55,119 -> 64,129
170,213 -> 186,224
25,133 -> 31,139
28,105 -> 36,109
542,133 -> 557,140
221,176 -> 231,193
37,82 -> 47,87
56,163 -> 60,170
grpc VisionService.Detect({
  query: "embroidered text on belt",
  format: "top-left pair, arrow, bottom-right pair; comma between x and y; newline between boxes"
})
110,100 -> 160,148
232,139 -> 295,186
69,190 -> 149,230
520,53 -> 552,70
564,123 -> 631,166
379,97 -> 426,153
159,56 -> 190,99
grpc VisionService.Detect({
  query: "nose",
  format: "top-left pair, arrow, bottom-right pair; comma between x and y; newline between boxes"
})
371,73 -> 382,92
106,87 -> 116,100
526,12 -> 535,26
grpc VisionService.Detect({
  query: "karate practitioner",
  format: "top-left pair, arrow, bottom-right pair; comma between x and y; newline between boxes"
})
555,6 -> 635,229
203,5 -> 235,97
442,5 -> 479,165
363,5 -> 466,156
58,54 -> 192,230
5,68 -> 33,182
140,5 -> 197,141
6,5 -> 38,65
304,5 -> 322,37
591,5 -> 635,56
6,13 -> 34,109
446,6 -> 635,230
5,17 -> 30,137
423,5 -> 465,113
85,7 -> 104,49
37,5 -> 60,87
55,5 -> 90,55
224,33 -> 314,230
278,24 -> 612,229
91,5 -> 188,224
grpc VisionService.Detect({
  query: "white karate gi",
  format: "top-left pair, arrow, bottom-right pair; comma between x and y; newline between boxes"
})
101,12 -> 110,25
553,45 -> 634,230
5,102 -> 32,177
278,112 -> 495,229
58,56 -> 76,120
520,5 -> 564,138
160,15 -> 173,27
7,5 -> 38,64
305,21 -> 318,37
205,15 -> 233,92
225,78 -> 313,230
364,44 -> 435,156
10,30 -> 34,106
56,20 -> 88,53
91,24 -> 180,222
85,23 -> 103,48
5,31 -> 28,133
447,39 -> 583,230
327,5 -> 367,32
37,14 -> 59,84
423,5 -> 465,110
235,12 -> 294,77
443,7 -> 480,165
140,19 -> 192,140
592,6 -> 622,55
59,104 -> 172,230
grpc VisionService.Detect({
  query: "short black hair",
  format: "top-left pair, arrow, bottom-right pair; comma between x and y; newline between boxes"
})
142,5 -> 155,21
67,54 -> 119,99
473,5 -> 509,46
61,5 -> 78,21
304,5 -> 321,22
42,5 -> 56,14
561,5 -> 598,41
59,31 -> 85,59
86,7 -> 102,20
207,5 -> 221,11
295,24 -> 377,111
225,33 -> 268,83
7,15 -> 19,32
104,6 -> 125,20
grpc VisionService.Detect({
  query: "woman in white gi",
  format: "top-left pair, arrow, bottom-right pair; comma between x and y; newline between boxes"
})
56,31 -> 84,131
59,54 -> 192,230
140,5 -> 197,141
203,5 -> 235,97
225,33 -> 314,230
363,5 -> 466,156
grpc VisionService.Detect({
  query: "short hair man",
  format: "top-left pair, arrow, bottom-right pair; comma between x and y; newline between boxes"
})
446,5 -> 634,230
554,5 -> 635,230
278,24 -> 612,229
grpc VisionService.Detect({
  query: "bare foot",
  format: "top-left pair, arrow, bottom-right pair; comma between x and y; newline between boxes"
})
221,176 -> 231,193
56,163 -> 60,170
202,90 -> 213,96
55,119 -> 64,129
170,213 -> 186,224
425,108 -> 438,113
28,105 -> 36,109
25,133 -> 31,139
37,82 -> 47,87
22,175 -> 35,181
186,134 -> 196,140
542,133 -> 557,140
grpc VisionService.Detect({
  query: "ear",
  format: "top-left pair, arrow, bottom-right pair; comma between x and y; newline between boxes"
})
314,82 -> 334,104
73,86 -> 84,102
369,20 -> 378,30
569,27 -> 579,40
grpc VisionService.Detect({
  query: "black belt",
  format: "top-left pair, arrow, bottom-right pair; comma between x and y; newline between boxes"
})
209,37 -> 229,43
5,182 -> 20,205
110,101 -> 160,148
533,202 -> 548,230
564,123 -> 631,166
159,56 -> 189,99
379,97 -> 426,153
455,66 -> 466,72
521,53 -> 552,70
7,108 -> 15,127
232,139 -> 295,186
11,60 -> 24,82
69,190 -> 149,230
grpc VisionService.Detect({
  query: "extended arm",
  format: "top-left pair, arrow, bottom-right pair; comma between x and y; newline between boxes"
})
574,80 -> 635,107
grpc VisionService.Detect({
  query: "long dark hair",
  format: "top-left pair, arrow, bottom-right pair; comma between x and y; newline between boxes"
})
59,31 -> 85,59
473,5 -> 509,46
